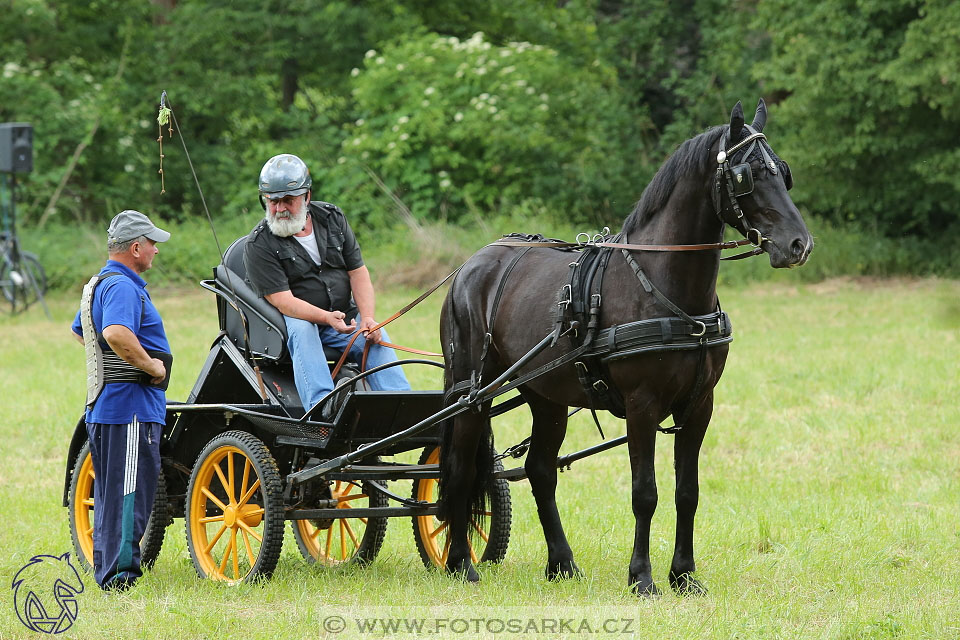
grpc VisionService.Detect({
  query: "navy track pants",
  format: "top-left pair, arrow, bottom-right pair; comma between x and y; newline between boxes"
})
85,419 -> 162,589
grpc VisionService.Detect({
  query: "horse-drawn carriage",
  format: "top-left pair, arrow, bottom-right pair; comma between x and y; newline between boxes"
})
63,234 -> 515,583
63,100 -> 811,593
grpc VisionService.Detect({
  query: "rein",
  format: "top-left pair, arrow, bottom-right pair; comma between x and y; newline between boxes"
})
492,236 -> 764,261
330,265 -> 459,379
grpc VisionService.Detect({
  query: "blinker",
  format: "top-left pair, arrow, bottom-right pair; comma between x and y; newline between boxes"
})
730,163 -> 754,197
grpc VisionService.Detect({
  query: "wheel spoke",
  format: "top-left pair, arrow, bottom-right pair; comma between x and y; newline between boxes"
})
240,458 -> 251,499
84,525 -> 93,536
218,534 -> 233,574
201,487 -> 228,512
204,523 -> 228,554
339,521 -> 348,559
82,498 -> 94,507
336,493 -> 368,504
441,536 -> 451,564
227,452 -> 235,499
241,529 -> 255,566
429,520 -> 449,539
469,542 -> 479,565
470,519 -> 490,543
231,529 -> 239,579
342,520 -> 360,548
199,514 -> 225,524
212,461 -> 232,502
308,523 -> 322,540
236,479 -> 261,508
325,525 -> 334,558
237,520 -> 263,543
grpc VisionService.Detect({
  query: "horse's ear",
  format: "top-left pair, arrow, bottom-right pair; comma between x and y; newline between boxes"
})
751,98 -> 767,132
728,101 -> 744,144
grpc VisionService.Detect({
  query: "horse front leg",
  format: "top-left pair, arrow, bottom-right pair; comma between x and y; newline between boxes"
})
523,394 -> 580,580
669,396 -> 712,596
626,411 -> 660,596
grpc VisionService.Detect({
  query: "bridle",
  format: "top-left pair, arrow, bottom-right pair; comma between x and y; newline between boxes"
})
712,125 -> 794,254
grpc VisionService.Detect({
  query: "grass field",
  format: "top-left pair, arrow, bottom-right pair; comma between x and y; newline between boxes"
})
1,276 -> 958,639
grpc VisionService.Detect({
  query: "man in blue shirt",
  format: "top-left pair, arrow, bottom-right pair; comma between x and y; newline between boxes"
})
71,210 -> 171,591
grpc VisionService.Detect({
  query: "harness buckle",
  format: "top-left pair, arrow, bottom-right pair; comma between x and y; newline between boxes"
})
591,293 -> 602,308
691,321 -> 706,338
592,379 -> 609,393
747,228 -> 764,247
558,284 -> 572,308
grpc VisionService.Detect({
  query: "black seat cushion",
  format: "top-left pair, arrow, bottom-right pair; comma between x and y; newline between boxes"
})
215,236 -> 342,362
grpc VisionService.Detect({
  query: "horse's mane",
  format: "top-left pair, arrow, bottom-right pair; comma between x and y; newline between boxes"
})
621,125 -> 726,235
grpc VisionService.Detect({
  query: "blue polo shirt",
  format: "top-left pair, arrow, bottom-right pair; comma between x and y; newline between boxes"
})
71,261 -> 170,425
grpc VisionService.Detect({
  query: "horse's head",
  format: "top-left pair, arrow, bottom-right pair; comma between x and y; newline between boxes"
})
714,99 -> 813,268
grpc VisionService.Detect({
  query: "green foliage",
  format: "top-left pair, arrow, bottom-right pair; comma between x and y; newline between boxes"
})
1,0 -> 959,259
328,31 -> 644,227
754,0 -> 960,235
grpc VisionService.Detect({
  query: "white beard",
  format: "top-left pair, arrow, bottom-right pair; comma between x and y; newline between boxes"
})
265,200 -> 309,237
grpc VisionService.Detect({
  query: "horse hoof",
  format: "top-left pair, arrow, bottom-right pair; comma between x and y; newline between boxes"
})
630,578 -> 662,598
546,560 -> 583,581
669,571 -> 708,597
447,562 -> 480,583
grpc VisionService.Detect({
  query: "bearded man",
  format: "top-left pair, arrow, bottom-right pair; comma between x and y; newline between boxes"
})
242,154 -> 409,414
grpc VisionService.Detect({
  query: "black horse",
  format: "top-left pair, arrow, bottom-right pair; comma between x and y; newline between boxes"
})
437,100 -> 813,595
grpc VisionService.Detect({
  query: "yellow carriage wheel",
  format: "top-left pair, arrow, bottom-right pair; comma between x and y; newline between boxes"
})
185,431 -> 284,584
291,479 -> 388,566
67,441 -> 169,572
411,446 -> 512,569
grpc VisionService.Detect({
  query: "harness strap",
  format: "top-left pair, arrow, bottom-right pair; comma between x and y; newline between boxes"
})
482,247 -> 532,362
493,238 -> 755,253
620,235 -> 705,333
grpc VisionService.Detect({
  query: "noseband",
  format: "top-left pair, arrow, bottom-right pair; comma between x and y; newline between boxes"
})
712,125 -> 793,253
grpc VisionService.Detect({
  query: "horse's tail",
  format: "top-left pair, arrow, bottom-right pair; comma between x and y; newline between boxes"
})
437,404 -> 495,533
436,279 -> 495,532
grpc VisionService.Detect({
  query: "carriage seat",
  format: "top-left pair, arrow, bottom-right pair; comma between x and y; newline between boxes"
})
214,235 -> 342,363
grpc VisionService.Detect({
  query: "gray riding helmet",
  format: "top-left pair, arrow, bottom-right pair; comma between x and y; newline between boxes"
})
259,154 -> 312,200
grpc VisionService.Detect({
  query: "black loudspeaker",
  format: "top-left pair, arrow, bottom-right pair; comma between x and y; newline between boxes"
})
0,123 -> 33,173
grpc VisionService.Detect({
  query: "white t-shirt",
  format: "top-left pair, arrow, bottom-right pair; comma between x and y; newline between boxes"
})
293,232 -> 322,266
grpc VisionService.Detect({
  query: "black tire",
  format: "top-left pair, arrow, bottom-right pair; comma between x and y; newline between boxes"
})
67,442 -> 170,572
411,446 -> 512,568
0,251 -> 46,311
184,430 -> 285,583
291,478 -> 389,566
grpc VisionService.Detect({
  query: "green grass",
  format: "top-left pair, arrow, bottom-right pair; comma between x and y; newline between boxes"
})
1,277 -> 958,639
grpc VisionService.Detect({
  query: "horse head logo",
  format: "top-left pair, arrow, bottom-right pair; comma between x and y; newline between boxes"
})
11,553 -> 84,634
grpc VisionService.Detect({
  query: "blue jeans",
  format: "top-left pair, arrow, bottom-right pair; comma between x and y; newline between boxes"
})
284,316 -> 410,410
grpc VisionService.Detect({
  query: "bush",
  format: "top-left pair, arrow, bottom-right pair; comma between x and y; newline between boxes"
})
323,31 -> 646,228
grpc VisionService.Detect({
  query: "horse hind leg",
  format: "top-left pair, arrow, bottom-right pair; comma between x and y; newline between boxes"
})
522,393 -> 582,581
668,398 -> 713,596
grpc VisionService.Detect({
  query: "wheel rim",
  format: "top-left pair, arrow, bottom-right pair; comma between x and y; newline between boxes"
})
294,480 -> 374,565
188,445 -> 267,583
73,453 -> 96,566
415,447 -> 491,567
